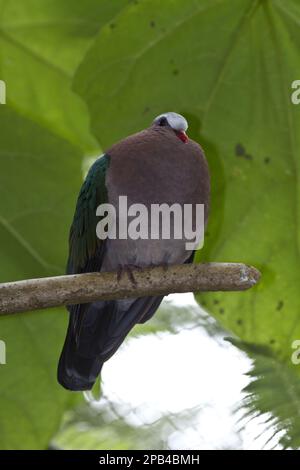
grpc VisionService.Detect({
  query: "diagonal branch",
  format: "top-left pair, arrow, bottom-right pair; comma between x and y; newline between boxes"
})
0,263 -> 261,315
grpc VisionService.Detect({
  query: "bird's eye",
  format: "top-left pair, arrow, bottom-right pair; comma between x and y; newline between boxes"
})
158,117 -> 168,126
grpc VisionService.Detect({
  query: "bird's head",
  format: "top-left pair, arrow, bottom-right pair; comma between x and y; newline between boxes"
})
152,112 -> 188,143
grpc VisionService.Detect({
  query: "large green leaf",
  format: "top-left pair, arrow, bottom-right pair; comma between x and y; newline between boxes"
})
0,0 -> 131,151
0,105 -> 83,449
230,339 -> 300,449
73,0 -> 300,444
0,0 -> 136,448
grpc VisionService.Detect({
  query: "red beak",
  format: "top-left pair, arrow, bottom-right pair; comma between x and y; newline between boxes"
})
176,130 -> 188,143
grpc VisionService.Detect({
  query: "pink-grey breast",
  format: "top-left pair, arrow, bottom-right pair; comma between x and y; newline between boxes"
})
57,115 -> 210,391
102,124 -> 210,270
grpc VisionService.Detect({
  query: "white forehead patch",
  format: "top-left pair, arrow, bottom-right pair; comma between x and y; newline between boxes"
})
154,112 -> 188,132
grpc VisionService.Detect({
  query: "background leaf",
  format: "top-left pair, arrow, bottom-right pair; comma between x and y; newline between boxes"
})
73,0 -> 300,445
0,104 -> 84,449
230,339 -> 300,449
0,0 -> 131,151
0,0 -> 136,449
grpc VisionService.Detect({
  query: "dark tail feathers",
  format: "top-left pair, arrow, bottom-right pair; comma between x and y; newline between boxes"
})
58,296 -> 163,391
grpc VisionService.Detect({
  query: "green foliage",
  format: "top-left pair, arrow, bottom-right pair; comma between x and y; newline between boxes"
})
0,106 -> 82,449
230,339 -> 300,449
0,0 -> 300,449
0,0 -> 129,151
0,0 -> 129,450
74,0 -> 300,448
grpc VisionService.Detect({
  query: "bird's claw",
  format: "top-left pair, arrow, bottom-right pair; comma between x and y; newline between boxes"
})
117,264 -> 142,286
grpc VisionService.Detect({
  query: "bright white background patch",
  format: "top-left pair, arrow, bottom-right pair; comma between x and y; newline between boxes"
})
85,294 -> 282,450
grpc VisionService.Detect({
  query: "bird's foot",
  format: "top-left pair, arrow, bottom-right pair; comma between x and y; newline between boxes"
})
160,262 -> 169,272
117,264 -> 143,285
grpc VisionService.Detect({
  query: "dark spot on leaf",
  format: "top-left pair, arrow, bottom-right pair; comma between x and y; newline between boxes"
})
201,300 -> 206,306
150,20 -> 155,27
235,143 -> 253,161
276,300 -> 284,311
270,339 -> 276,345
143,106 -> 150,114
110,23 -> 116,29
213,299 -> 219,305
235,143 -> 245,156
264,157 -> 270,164
173,69 -> 179,76
219,308 -> 224,314
236,319 -> 243,325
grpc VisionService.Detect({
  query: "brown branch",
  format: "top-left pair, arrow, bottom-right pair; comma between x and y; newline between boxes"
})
0,263 -> 261,315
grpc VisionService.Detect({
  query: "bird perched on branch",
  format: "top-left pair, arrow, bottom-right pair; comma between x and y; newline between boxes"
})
58,112 -> 210,391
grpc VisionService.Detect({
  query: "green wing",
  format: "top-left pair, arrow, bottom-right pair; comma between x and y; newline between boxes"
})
67,154 -> 110,274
